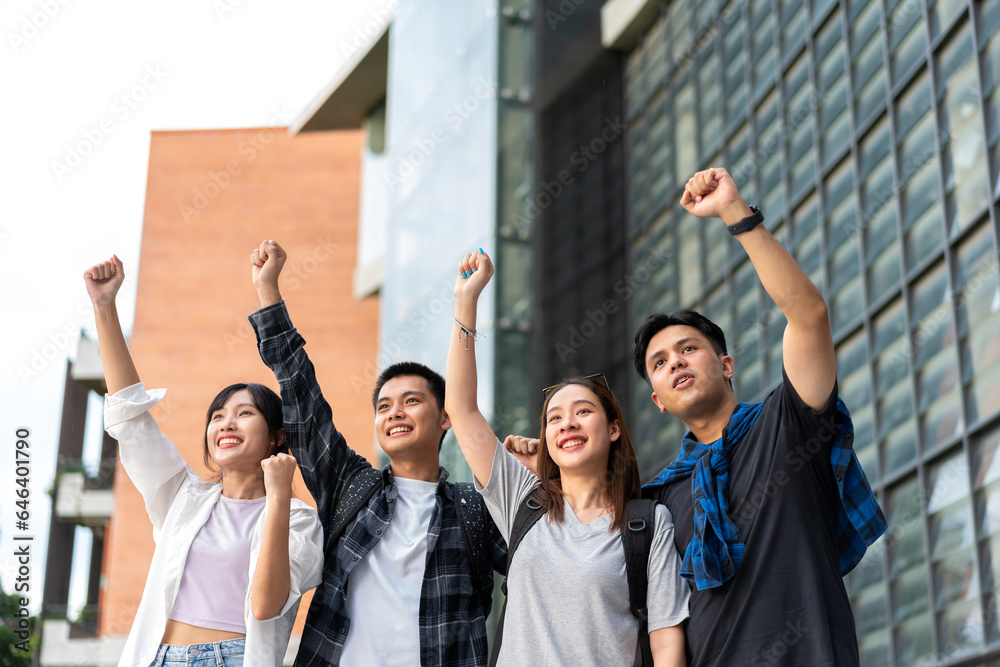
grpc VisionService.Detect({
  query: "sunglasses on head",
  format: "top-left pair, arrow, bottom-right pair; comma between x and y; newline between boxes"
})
541,373 -> 611,397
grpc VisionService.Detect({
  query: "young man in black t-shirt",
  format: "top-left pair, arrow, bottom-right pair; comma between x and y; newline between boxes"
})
633,168 -> 886,666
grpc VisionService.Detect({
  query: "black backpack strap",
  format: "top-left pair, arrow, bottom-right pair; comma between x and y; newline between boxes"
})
489,489 -> 546,667
623,498 -> 657,667
452,482 -> 495,616
329,466 -> 382,548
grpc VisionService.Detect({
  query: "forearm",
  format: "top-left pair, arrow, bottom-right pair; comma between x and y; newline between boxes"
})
93,303 -> 141,395
250,303 -> 360,506
650,625 -> 686,667
251,496 -> 292,620
445,297 -> 499,486
257,284 -> 282,309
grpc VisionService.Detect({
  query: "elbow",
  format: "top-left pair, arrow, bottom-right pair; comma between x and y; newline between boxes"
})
250,594 -> 285,621
804,299 -> 830,329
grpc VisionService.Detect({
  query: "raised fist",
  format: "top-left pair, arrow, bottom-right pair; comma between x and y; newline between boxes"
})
261,451 -> 297,499
84,255 -> 125,308
251,240 -> 287,292
679,167 -> 750,224
453,249 -> 495,304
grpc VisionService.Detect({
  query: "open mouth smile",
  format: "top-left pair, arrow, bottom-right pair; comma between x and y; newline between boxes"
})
558,436 -> 586,451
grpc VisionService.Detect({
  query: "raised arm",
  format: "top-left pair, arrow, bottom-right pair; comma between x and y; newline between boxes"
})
84,255 -> 139,394
87,256 -> 189,528
249,240 -> 369,520
445,250 -> 503,487
681,168 -> 836,411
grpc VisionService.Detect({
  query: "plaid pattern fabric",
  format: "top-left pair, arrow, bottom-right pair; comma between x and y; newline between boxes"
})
250,302 -> 507,667
644,391 -> 886,591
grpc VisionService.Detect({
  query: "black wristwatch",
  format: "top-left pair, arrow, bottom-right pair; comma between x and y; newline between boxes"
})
726,205 -> 764,236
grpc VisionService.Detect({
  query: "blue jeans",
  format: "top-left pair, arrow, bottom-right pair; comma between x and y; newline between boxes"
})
149,638 -> 245,666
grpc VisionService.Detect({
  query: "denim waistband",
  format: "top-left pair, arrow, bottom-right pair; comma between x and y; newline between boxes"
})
153,638 -> 245,664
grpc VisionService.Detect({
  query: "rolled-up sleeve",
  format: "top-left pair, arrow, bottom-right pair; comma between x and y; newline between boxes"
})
104,382 -> 190,530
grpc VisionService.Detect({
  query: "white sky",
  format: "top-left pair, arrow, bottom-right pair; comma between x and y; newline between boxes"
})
0,0 -> 390,613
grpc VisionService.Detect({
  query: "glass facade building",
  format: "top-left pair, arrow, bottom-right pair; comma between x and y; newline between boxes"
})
614,0 -> 1000,664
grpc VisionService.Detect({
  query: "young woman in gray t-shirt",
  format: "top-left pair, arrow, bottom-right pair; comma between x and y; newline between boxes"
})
445,250 -> 690,667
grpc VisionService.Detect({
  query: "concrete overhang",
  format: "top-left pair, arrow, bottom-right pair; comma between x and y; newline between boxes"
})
291,27 -> 389,134
55,473 -> 114,525
601,0 -> 660,51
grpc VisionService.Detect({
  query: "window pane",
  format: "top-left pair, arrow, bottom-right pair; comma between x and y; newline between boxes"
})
679,214 -> 702,305
888,0 -> 926,86
938,24 -> 990,236
954,221 -> 1000,338
926,450 -> 973,560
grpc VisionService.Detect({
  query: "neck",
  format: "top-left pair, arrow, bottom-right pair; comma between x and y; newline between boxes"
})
220,470 -> 266,499
389,457 -> 441,483
683,393 -> 740,444
558,471 -> 609,512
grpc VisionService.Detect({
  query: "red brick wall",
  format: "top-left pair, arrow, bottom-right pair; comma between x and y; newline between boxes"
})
100,127 -> 378,639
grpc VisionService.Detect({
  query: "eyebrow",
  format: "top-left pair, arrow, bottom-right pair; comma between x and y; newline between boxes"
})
212,403 -> 257,414
377,390 -> 427,405
647,337 -> 700,366
546,398 -> 597,417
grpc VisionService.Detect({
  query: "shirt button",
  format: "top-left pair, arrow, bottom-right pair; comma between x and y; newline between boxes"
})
375,529 -> 382,535
836,474 -> 844,482
352,555 -> 358,561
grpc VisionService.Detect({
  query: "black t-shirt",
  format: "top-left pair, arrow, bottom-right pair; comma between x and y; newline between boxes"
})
647,372 -> 859,667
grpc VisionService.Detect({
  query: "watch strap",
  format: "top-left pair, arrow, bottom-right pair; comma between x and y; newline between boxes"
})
726,205 -> 764,236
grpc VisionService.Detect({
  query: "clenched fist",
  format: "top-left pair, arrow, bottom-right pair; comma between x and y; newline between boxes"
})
261,452 -> 297,500
84,255 -> 125,308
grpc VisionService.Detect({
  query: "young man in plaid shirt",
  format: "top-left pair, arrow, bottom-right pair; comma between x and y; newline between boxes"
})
634,168 -> 886,667
249,240 -> 507,666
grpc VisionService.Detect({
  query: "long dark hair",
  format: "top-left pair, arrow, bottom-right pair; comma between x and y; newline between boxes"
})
202,383 -> 287,476
536,376 -> 640,532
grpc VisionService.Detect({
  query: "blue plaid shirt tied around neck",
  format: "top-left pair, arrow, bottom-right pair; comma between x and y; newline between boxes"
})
644,397 -> 887,591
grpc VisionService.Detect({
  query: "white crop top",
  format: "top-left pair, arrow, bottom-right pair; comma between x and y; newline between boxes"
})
169,495 -> 266,633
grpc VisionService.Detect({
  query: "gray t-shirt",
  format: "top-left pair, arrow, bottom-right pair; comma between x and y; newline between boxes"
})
476,442 -> 689,666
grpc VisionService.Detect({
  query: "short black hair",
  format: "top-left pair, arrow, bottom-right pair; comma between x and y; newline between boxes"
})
203,383 -> 287,473
372,362 -> 446,410
633,310 -> 729,382
372,362 -> 448,449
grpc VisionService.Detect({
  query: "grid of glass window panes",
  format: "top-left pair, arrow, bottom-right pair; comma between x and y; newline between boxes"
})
622,0 -> 1000,664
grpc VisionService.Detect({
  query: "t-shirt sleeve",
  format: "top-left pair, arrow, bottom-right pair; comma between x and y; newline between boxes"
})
647,503 -> 691,632
778,365 -> 840,443
474,439 -> 540,542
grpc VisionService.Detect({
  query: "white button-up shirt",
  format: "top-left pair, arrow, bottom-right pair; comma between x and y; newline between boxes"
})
105,383 -> 324,667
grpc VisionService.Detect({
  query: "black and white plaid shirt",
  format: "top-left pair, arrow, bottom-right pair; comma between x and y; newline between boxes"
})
250,302 -> 507,667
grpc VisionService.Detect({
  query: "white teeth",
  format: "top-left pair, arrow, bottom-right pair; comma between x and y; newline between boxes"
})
389,427 -> 412,435
561,439 -> 584,449
218,438 -> 241,445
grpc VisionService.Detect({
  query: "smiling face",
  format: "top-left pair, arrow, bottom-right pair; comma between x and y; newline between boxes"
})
205,389 -> 278,473
543,383 -> 621,477
645,324 -> 734,421
374,375 -> 451,461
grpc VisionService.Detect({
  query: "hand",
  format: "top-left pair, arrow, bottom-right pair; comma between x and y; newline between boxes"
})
261,452 -> 297,500
679,167 -> 752,225
504,435 -> 540,477
251,240 -> 287,292
84,255 -> 125,308
453,249 -> 494,305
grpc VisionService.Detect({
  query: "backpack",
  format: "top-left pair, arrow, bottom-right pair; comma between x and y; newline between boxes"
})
489,490 -> 657,667
330,466 -> 496,614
